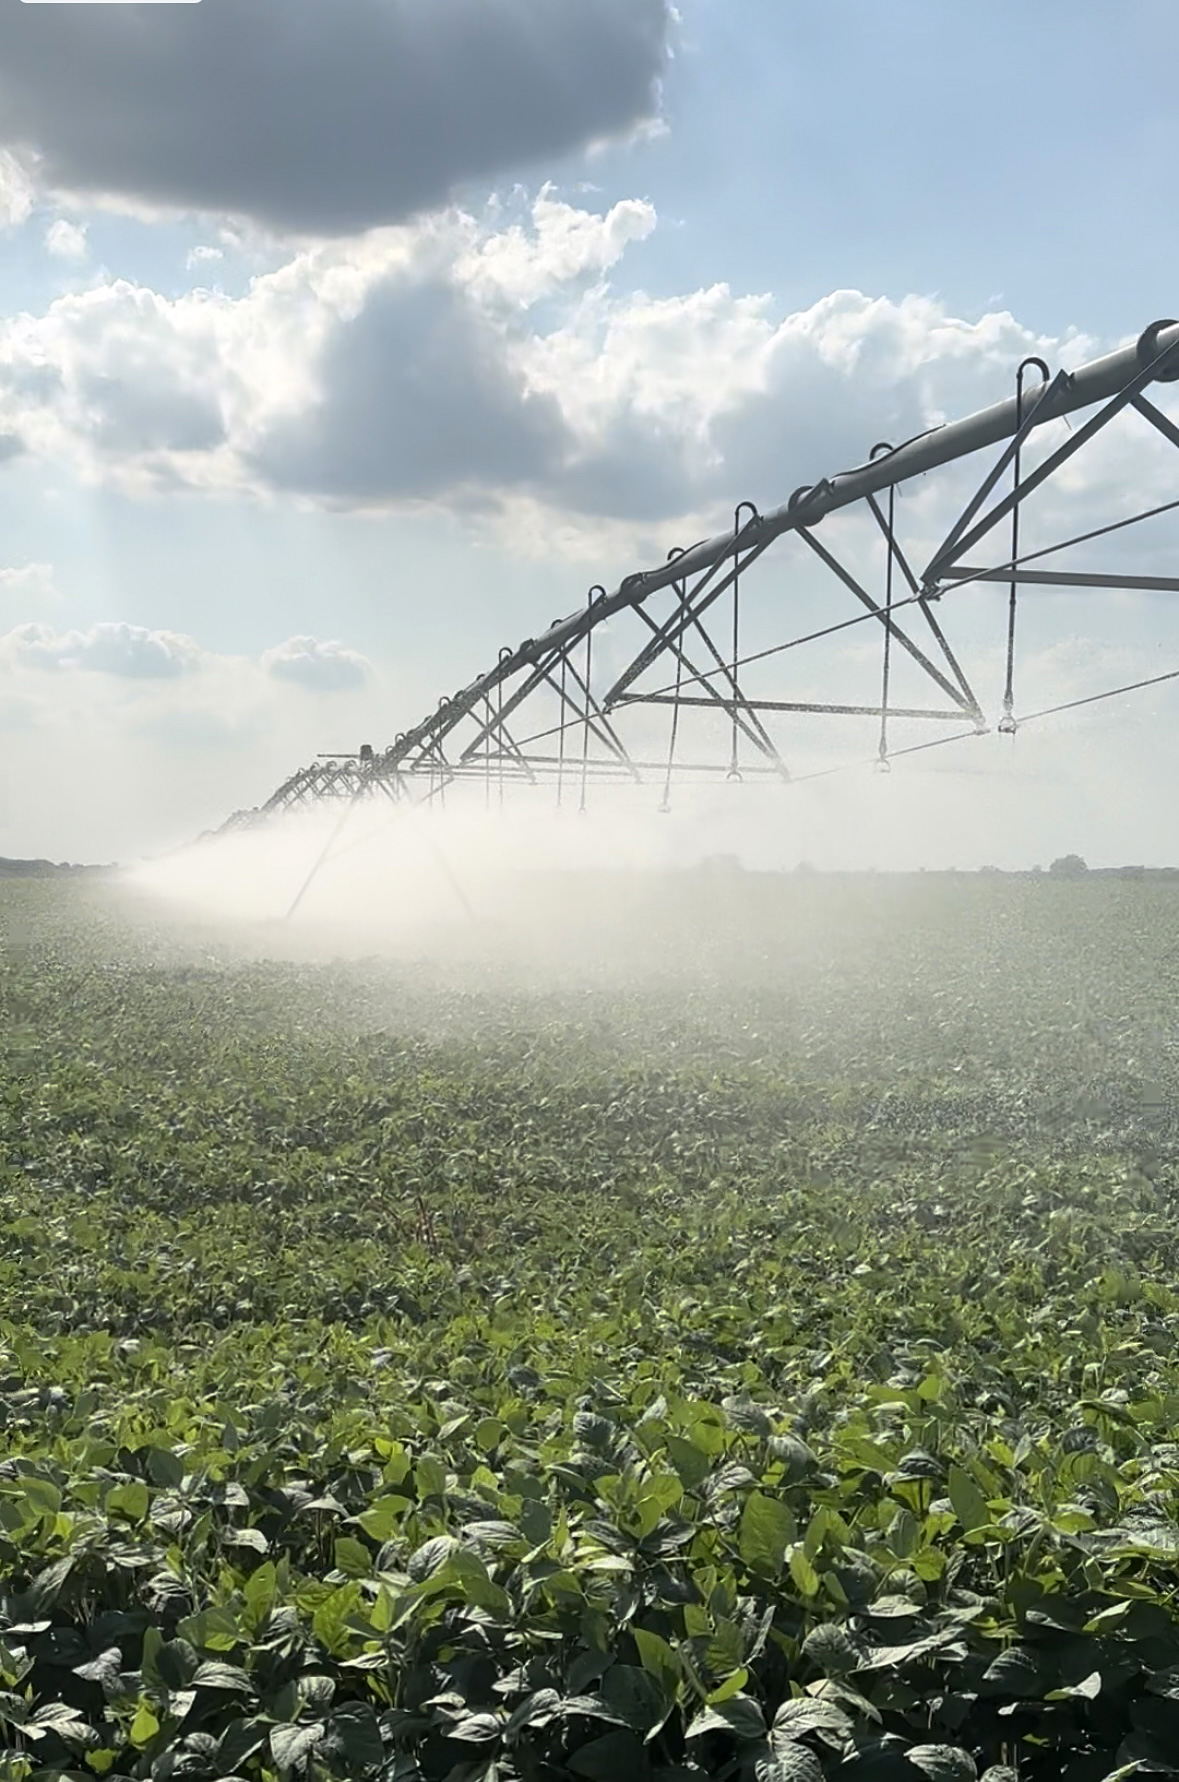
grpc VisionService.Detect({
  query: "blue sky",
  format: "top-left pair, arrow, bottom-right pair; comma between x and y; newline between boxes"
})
0,0 -> 1177,868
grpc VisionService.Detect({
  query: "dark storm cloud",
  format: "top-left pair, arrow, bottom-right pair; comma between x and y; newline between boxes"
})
252,276 -> 568,502
0,0 -> 671,235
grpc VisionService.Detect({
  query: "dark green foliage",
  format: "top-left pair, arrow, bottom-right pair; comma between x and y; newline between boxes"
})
1,875 -> 1179,1780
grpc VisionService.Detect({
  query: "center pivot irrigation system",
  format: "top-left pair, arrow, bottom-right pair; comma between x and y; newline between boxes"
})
224,318 -> 1179,829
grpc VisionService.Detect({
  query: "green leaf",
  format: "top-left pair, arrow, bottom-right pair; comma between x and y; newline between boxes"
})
128,1705 -> 159,1751
327,1702 -> 384,1770
72,1649 -> 122,1690
633,1628 -> 680,1701
176,1607 -> 239,1653
739,1492 -> 795,1577
28,1704 -> 95,1750
573,1411 -> 615,1450
770,1434 -> 818,1482
1046,1669 -> 1102,1702
145,1635 -> 199,1694
447,1712 -> 501,1744
888,1508 -> 919,1560
106,1481 -> 150,1524
979,1647 -> 1045,1698
707,1668 -> 749,1705
31,1556 -> 75,1610
191,1662 -> 253,1694
753,1742 -> 824,1782
216,1718 -> 269,1774
687,1696 -> 767,1741
789,1548 -> 821,1598
601,1666 -> 668,1734
802,1624 -> 860,1677
269,1723 -> 324,1773
19,1477 -> 63,1518
224,1526 -> 268,1556
407,1535 -> 456,1581
146,1447 -> 185,1490
947,1466 -> 989,1534
772,1697 -> 853,1746
354,1495 -> 411,1542
332,1535 -> 372,1577
504,1690 -> 562,1737
568,1730 -> 650,1779
905,1746 -> 977,1782
666,1436 -> 712,1490
722,1396 -> 772,1437
414,1456 -> 448,1500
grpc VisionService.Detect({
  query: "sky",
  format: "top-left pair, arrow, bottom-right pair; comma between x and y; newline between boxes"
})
0,0 -> 1177,869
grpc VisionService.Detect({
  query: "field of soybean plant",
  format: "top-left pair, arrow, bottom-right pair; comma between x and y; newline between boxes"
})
5,869 -> 1179,1782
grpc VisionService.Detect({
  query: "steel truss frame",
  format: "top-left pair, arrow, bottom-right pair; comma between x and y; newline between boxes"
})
223,318 -> 1179,830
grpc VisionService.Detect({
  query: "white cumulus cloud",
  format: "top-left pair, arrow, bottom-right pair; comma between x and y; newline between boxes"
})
0,194 -> 1171,565
4,620 -> 201,678
262,636 -> 371,692
0,150 -> 34,229
0,563 -> 59,613
44,219 -> 87,261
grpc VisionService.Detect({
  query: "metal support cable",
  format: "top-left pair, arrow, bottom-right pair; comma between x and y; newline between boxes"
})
1001,358 -> 1050,735
865,485 -> 983,715
789,725 -> 989,787
483,695 -> 493,810
580,586 -> 603,814
731,503 -> 757,780
496,653 -> 510,809
1018,666 -> 1179,726
661,552 -> 687,813
869,445 -> 895,770
557,644 -> 568,809
791,665 -> 1179,789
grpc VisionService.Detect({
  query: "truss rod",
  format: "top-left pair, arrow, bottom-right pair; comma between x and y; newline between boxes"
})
615,695 -> 966,720
630,586 -> 931,705
928,494 -> 1179,595
796,527 -> 979,714
469,754 -> 783,775
946,567 -> 1179,592
604,534 -> 772,709
630,590 -> 787,770
865,491 -> 980,711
